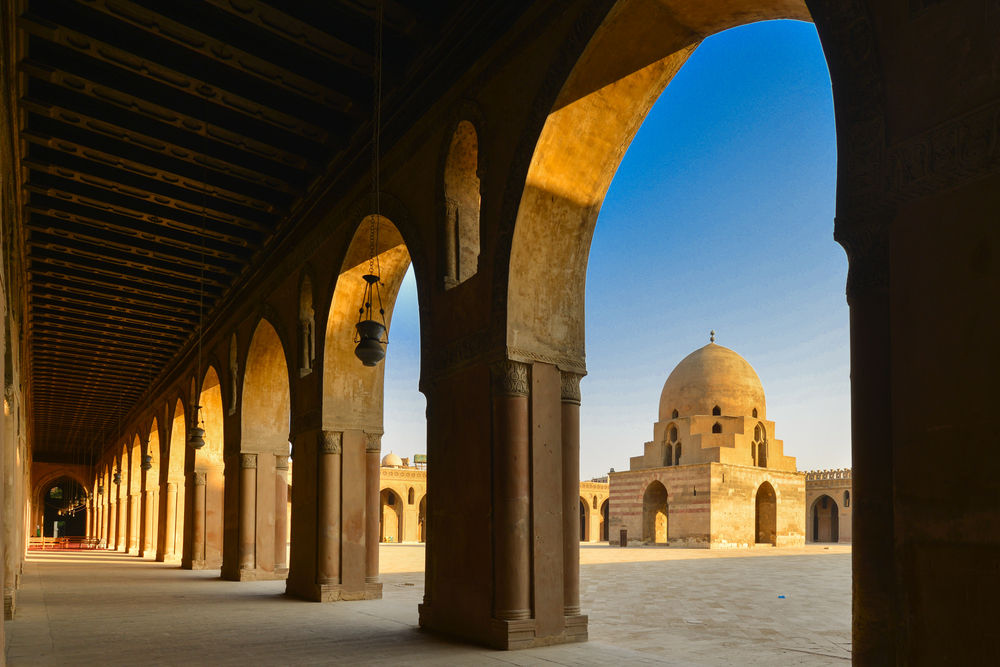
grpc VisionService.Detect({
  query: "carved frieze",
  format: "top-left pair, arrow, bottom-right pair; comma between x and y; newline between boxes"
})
490,360 -> 529,398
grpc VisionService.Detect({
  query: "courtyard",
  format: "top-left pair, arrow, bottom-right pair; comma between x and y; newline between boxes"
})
5,543 -> 850,666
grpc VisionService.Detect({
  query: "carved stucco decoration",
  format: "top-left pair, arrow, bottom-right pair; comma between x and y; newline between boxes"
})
320,431 -> 343,455
490,360 -> 529,398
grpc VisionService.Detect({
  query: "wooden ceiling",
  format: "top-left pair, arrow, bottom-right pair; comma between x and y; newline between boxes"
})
12,0 -> 532,461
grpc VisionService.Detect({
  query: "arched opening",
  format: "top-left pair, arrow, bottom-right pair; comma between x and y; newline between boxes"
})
442,120 -> 480,288
712,422 -> 722,434
669,425 -> 677,442
664,443 -> 673,466
600,499 -> 609,542
417,495 -> 427,544
674,443 -> 682,465
39,476 -> 87,538
127,435 -> 142,553
712,406 -> 721,416
162,399 -> 187,561
297,213 -> 414,598
237,317 -> 292,577
408,487 -> 415,505
811,494 -> 840,543
185,366 -> 225,569
380,489 -> 402,543
755,481 -> 777,545
844,490 -> 850,508
671,409 -> 678,419
642,480 -> 668,545
141,419 -> 161,557
579,498 -> 588,541
114,445 -> 127,550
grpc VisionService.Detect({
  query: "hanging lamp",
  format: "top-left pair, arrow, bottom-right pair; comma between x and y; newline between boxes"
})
189,100 -> 210,447
354,0 -> 389,367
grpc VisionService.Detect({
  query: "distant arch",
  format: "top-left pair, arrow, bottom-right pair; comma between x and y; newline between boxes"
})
242,317 -> 292,455
755,481 -> 777,545
642,480 -> 668,544
599,499 -> 609,542
811,494 -> 840,543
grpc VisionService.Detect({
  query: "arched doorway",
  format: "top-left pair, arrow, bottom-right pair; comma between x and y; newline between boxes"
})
141,419 -> 162,558
642,480 -> 668,544
600,499 -> 609,542
755,481 -> 777,545
811,494 -> 840,543
418,495 -> 427,543
380,489 -> 403,543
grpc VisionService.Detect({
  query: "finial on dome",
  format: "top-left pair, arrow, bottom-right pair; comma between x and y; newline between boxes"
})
710,330 -> 715,343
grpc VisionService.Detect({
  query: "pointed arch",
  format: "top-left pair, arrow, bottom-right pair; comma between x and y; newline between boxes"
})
243,317 -> 292,454
754,481 -> 777,545
642,480 -> 669,544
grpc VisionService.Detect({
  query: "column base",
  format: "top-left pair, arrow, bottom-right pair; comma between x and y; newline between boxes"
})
156,553 -> 181,563
489,615 -> 589,650
140,549 -> 156,559
127,547 -> 140,555
286,581 -> 383,602
4,589 -> 15,620
226,567 -> 289,582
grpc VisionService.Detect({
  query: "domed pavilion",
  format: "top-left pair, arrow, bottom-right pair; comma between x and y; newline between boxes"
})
609,334 -> 805,548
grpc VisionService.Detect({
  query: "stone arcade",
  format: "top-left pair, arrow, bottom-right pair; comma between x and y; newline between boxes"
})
0,0 -> 996,663
610,339 -> 805,548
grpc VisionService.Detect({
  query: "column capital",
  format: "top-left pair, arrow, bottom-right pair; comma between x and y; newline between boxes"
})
490,360 -> 529,398
275,454 -> 290,470
366,433 -> 382,454
834,212 -> 890,305
240,454 -> 257,469
194,472 -> 207,486
320,431 -> 342,455
560,372 -> 582,405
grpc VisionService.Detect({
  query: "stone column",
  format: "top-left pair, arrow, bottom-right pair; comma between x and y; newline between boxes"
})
318,432 -> 341,584
274,455 -> 289,572
116,497 -> 125,550
142,491 -> 154,554
164,482 -> 177,557
490,360 -> 531,622
365,433 -> 381,584
130,494 -> 140,552
239,454 -> 257,571
192,473 -> 207,563
836,215 -> 895,665
560,372 -> 582,617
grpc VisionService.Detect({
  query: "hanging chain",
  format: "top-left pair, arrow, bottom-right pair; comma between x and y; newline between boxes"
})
369,0 -> 383,277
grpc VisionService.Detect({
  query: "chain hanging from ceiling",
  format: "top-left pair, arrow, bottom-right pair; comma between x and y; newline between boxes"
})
354,0 -> 390,367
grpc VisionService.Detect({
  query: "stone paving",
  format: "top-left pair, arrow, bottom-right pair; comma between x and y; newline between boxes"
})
4,543 -> 850,666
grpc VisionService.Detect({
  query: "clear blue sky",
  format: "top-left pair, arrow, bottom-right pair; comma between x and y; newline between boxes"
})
382,20 -> 851,478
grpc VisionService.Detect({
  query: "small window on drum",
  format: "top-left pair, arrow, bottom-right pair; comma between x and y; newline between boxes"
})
712,422 -> 722,434
752,408 -> 758,418
671,409 -> 679,419
669,426 -> 677,442
712,406 -> 721,416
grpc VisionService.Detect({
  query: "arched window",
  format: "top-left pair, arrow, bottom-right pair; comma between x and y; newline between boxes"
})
757,443 -> 767,468
712,405 -> 721,416
665,444 -> 673,467
669,426 -> 677,442
712,422 -> 722,434
844,490 -> 850,507
592,496 -> 598,510
408,488 -> 415,505
675,443 -> 682,465
442,120 -> 481,288
49,487 -> 63,499
387,491 -> 395,506
754,425 -> 762,441
752,408 -> 758,418
671,409 -> 678,419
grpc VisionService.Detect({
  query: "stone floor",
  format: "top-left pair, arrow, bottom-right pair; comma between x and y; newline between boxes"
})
4,543 -> 850,666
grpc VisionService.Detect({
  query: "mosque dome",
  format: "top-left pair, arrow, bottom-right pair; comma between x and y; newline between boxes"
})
381,451 -> 402,468
658,340 -> 765,421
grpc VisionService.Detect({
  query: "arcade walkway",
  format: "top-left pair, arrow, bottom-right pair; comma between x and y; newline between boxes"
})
4,545 -> 850,666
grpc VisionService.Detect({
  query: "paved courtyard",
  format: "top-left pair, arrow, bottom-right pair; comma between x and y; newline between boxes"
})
5,543 -> 850,666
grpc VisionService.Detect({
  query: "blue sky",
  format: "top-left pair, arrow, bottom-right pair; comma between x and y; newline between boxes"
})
382,20 -> 850,478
